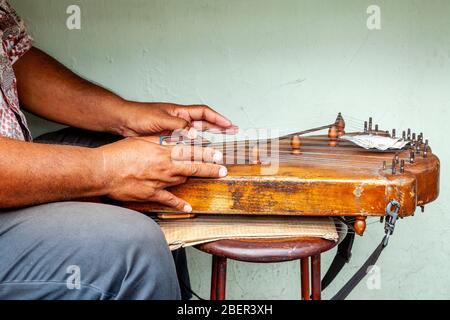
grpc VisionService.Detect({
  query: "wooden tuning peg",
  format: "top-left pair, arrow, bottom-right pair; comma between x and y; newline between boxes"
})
354,216 -> 367,236
251,144 -> 261,165
335,113 -> 346,136
328,125 -> 338,147
290,135 -> 301,155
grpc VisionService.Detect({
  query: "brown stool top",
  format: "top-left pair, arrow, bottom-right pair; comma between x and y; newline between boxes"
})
195,237 -> 338,263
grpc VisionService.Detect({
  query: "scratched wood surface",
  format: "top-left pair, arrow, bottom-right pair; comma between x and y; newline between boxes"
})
123,134 -> 440,218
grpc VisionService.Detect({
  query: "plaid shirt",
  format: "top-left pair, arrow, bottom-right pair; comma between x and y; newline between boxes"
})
0,0 -> 32,141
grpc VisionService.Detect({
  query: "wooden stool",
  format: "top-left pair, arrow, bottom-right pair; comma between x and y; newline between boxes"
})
195,237 -> 338,300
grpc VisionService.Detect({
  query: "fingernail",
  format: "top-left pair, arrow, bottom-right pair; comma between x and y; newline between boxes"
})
188,127 -> 198,139
213,151 -> 223,163
183,204 -> 193,213
219,166 -> 228,177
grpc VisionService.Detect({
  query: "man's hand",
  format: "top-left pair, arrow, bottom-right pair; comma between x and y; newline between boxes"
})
98,137 -> 227,213
117,102 -> 239,138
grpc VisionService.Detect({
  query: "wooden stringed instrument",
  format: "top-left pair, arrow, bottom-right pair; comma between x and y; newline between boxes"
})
122,113 -> 440,236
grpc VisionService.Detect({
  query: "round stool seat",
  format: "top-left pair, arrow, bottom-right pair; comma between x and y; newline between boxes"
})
195,237 -> 338,263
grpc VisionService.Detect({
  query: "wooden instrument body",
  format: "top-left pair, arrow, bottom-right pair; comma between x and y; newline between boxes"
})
124,134 -> 440,219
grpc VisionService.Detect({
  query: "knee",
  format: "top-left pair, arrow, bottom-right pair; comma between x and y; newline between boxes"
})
29,202 -> 180,299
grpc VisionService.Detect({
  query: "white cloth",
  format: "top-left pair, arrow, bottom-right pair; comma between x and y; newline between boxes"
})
341,134 -> 409,151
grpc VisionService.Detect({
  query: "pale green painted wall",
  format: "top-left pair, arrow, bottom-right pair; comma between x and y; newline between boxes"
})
10,0 -> 449,299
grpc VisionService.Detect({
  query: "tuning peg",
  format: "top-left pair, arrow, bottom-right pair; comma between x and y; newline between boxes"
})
410,151 -> 415,163
400,160 -> 405,173
290,135 -> 301,155
392,129 -> 396,138
418,133 -> 423,143
423,139 -> 429,158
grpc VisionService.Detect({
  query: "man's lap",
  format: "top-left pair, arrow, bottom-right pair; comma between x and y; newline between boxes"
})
0,201 -> 180,299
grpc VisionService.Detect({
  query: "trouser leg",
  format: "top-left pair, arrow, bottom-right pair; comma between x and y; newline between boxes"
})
0,202 -> 180,299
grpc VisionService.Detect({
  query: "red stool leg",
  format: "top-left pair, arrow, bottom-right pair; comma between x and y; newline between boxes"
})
216,256 -> 227,300
300,258 -> 310,300
311,255 -> 321,300
210,255 -> 219,300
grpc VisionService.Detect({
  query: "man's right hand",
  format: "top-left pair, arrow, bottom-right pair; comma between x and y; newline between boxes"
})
97,137 -> 227,213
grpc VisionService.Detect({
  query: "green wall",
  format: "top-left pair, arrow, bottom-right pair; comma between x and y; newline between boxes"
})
11,0 -> 450,299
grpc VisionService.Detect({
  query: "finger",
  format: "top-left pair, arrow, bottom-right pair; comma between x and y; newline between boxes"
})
160,114 -> 190,132
160,127 -> 197,145
152,190 -> 192,213
174,163 -> 228,178
170,145 -> 223,163
154,175 -> 188,188
177,105 -> 233,128
192,121 -> 239,134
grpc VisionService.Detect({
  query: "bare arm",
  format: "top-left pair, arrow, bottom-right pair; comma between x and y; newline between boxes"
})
0,136 -> 226,211
0,137 -> 105,208
13,47 -> 236,137
13,47 -> 128,135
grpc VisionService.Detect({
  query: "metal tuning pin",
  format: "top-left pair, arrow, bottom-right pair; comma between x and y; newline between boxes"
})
364,121 -> 368,133
412,133 -> 416,141
375,124 -> 379,132
392,159 -> 397,174
392,129 -> 396,138
416,142 -> 421,154
368,117 -> 373,132
409,151 -> 415,163
290,135 -> 301,155
402,131 -> 406,139
382,161 -> 387,170
423,139 -> 429,158
395,153 -> 400,164
400,160 -> 405,173
328,125 -> 338,147
407,129 -> 411,140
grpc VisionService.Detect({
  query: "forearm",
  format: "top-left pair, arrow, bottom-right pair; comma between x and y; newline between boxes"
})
0,137 -> 107,208
14,47 -> 129,135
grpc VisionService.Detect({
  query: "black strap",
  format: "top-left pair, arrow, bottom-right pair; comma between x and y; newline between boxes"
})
321,230 -> 355,290
331,240 -> 385,300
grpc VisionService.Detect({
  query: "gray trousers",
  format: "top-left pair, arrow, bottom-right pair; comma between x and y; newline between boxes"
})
0,128 -> 189,300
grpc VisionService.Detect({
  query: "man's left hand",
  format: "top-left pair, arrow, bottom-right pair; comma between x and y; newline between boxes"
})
118,102 -> 238,138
